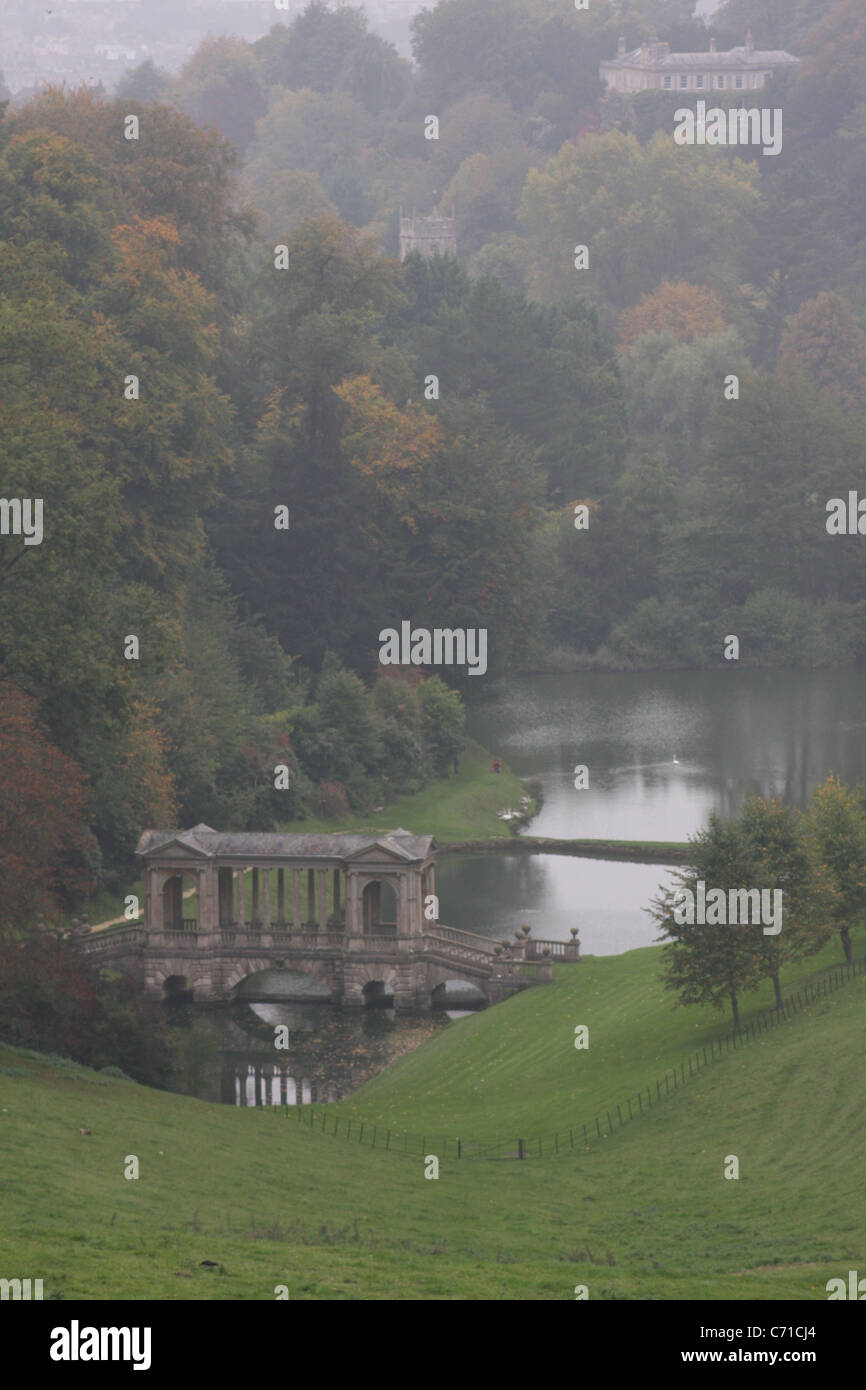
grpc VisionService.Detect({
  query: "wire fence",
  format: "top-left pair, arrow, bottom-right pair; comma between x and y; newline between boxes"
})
280,953 -> 866,1161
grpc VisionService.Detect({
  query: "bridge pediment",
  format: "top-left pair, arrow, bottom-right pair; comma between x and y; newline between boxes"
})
345,845 -> 410,867
139,836 -> 211,861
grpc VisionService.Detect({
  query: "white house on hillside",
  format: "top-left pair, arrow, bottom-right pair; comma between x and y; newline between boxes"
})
600,31 -> 800,94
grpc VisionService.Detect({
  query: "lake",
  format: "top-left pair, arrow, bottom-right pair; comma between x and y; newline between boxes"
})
435,669 -> 866,955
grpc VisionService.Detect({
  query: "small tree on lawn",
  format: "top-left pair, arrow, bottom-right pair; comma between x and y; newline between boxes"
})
803,775 -> 866,965
650,813 -> 764,1031
739,796 -> 831,1010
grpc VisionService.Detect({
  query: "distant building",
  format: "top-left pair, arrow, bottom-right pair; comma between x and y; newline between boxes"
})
399,209 -> 457,261
600,31 -> 800,95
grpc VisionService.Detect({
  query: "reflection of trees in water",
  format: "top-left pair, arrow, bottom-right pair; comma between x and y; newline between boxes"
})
437,853 -> 548,936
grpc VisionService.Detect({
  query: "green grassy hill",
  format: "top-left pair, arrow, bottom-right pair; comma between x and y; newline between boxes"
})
1,930 -> 863,1301
335,932 -> 866,1140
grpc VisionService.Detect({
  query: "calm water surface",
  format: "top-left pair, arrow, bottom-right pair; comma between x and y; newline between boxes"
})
436,670 -> 866,956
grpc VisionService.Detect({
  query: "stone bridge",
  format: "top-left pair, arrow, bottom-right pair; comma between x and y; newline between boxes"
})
78,825 -> 577,1009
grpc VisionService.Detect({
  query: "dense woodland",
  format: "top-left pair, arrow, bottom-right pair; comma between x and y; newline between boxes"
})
1,0 -> 866,924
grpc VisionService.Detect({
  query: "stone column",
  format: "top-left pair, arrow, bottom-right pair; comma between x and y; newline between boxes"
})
408,867 -> 423,936
218,868 -> 233,927
277,869 -> 286,925
293,870 -> 301,928
345,872 -> 362,938
235,868 -> 245,929
251,868 -> 260,926
145,867 -> 162,932
196,868 -> 208,932
397,874 -> 409,937
317,870 -> 327,931
333,869 -> 341,924
262,867 -> 271,931
155,868 -> 167,931
307,869 -> 315,925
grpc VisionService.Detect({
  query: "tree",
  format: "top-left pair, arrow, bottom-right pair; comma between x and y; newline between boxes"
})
174,37 -> 268,155
618,281 -> 729,349
783,0 -> 866,137
660,372 -> 866,612
254,2 -> 369,93
0,676 -> 94,929
242,167 -> 337,250
399,271 -> 626,499
618,327 -> 749,473
652,797 -> 830,1026
519,130 -> 761,314
651,813 -> 766,1030
779,292 -> 866,413
738,796 -> 829,1009
0,930 -> 174,1086
419,676 -> 466,776
804,775 -> 866,964
336,34 -> 411,116
7,88 -> 252,300
715,0 -> 835,48
333,377 -> 544,675
243,88 -> 374,226
114,61 -> 172,105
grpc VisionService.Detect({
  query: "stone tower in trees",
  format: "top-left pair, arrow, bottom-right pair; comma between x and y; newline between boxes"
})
399,208 -> 457,261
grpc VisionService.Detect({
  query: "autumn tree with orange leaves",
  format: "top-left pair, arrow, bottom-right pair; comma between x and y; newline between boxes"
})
0,675 -> 95,932
618,281 -> 729,350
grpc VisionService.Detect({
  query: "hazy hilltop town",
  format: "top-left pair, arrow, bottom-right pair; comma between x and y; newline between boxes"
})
0,0 -> 427,96
2,0 -> 866,1316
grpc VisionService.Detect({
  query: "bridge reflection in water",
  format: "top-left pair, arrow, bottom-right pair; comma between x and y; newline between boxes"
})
234,1067 -> 326,1107
206,997 -> 457,1107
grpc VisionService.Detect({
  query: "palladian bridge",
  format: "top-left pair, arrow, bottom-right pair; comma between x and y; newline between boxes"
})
79,825 -> 578,1009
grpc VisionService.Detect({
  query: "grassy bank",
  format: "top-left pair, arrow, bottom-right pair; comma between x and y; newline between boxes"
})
438,837 -> 690,861
280,738 -> 531,841
334,929 -> 866,1139
1,927 -> 863,1300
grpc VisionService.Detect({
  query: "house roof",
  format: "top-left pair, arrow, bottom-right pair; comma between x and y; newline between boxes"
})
135,825 -> 435,863
602,46 -> 800,71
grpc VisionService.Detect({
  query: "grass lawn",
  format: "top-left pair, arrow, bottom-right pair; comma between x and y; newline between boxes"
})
279,738 -> 531,841
1,928 -> 863,1300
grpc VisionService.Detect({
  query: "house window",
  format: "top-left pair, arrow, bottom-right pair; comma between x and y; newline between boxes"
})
716,74 -> 725,89
664,75 -> 672,89
735,75 -> 744,89
696,75 -> 704,89
680,75 -> 688,89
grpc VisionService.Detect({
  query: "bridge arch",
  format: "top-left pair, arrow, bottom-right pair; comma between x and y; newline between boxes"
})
362,979 -> 395,1007
429,976 -> 488,1010
162,973 -> 192,1000
161,872 -> 197,931
230,965 -> 333,1002
361,878 -> 398,933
